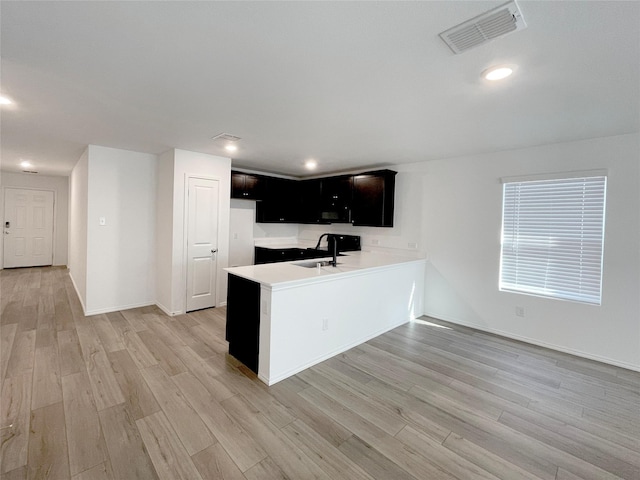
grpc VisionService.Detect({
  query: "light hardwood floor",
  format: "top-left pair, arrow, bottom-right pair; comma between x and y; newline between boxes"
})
1,266 -> 639,479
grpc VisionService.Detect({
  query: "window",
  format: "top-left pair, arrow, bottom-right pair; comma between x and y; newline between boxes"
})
499,174 -> 607,305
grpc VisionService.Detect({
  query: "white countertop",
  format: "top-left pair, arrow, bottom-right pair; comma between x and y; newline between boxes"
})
254,237 -> 316,250
254,243 -> 311,250
225,251 -> 426,289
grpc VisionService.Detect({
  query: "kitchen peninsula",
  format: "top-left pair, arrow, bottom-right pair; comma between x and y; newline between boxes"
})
225,251 -> 426,385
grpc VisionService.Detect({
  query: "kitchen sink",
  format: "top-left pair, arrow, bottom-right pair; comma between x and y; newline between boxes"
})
295,260 -> 341,268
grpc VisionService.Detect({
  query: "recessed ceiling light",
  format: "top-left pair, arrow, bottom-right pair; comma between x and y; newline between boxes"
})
225,144 -> 238,152
305,159 -> 317,170
482,65 -> 515,81
0,96 -> 13,105
20,160 -> 33,168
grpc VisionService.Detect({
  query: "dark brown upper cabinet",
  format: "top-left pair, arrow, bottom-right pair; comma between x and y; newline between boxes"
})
319,175 -> 353,223
299,179 -> 326,224
351,170 -> 396,227
232,168 -> 396,227
255,177 -> 300,223
231,171 -> 265,200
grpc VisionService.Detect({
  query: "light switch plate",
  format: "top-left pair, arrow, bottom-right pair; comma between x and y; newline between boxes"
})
99,216 -> 106,226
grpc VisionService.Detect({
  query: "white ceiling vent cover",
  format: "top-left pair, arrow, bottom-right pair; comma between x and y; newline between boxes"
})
439,1 -> 526,54
211,133 -> 241,142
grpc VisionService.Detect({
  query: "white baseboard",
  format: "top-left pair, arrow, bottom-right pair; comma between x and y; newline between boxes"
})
422,310 -> 640,373
68,270 -> 87,315
85,300 -> 156,317
155,302 -> 183,317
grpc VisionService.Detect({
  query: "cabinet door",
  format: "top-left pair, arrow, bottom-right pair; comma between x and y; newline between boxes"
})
231,172 -> 246,199
320,175 -> 352,223
256,178 -> 300,223
352,171 -> 396,227
299,179 -> 326,224
231,172 -> 264,199
226,274 -> 260,373
243,174 -> 264,199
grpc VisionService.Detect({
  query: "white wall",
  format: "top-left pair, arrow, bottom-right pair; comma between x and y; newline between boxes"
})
417,133 -> 640,370
0,171 -> 69,267
229,199 -> 301,267
155,150 -> 175,313
229,199 -> 258,267
68,149 -> 89,308
158,149 -> 231,315
85,145 -> 157,314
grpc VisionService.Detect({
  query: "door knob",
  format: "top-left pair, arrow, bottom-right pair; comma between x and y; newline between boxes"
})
211,249 -> 218,253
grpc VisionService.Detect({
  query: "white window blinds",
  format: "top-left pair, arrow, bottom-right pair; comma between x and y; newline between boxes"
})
499,175 -> 607,305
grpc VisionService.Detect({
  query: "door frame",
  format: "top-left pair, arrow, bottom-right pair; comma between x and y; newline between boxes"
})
2,186 -> 57,268
181,174 -> 223,312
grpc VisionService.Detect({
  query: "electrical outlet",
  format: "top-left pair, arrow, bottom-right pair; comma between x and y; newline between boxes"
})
371,239 -> 380,246
322,318 -> 329,331
408,242 -> 418,249
515,306 -> 525,317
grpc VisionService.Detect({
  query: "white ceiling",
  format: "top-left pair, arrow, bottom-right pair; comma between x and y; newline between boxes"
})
1,1 -> 638,177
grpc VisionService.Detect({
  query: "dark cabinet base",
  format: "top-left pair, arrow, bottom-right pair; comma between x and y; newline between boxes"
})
226,274 -> 261,373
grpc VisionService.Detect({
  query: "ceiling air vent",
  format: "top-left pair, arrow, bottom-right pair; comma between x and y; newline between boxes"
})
439,1 -> 526,54
211,133 -> 241,142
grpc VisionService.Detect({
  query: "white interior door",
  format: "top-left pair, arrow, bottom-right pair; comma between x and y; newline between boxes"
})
186,177 -> 219,312
3,188 -> 54,268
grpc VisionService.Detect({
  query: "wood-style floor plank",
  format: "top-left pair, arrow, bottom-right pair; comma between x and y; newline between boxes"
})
136,411 -> 203,480
281,418 -> 375,480
139,364 -> 214,456
2,267 -> 638,480
1,372 -> 32,474
442,432 -> 543,480
107,349 -> 160,421
74,319 -> 124,411
57,329 -> 85,377
0,323 -> 18,383
243,457 -> 288,480
4,330 -> 36,379
171,372 -> 267,472
191,443 -> 247,480
31,345 -> 62,410
98,403 -> 159,480
27,402 -> 70,479
221,394 -> 331,479
337,435 -> 416,480
137,330 -> 186,376
61,371 -> 107,476
71,462 -> 112,480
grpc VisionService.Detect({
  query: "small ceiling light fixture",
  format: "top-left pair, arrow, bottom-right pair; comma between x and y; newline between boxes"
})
0,96 -> 12,105
305,159 -> 317,170
482,65 -> 516,81
20,160 -> 33,168
224,144 -> 238,152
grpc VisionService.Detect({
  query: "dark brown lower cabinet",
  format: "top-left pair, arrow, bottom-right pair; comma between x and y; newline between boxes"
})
226,274 -> 260,373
